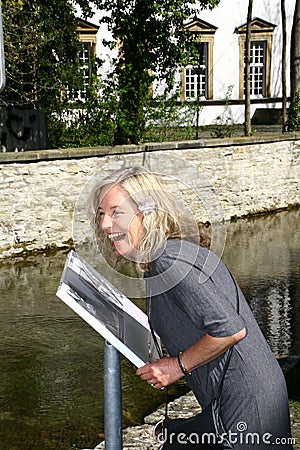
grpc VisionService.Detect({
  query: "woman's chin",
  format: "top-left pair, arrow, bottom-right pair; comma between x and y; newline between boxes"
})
112,241 -> 136,259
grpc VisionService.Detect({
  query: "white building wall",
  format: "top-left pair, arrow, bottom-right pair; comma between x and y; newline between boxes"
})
192,0 -> 296,98
190,0 -> 296,125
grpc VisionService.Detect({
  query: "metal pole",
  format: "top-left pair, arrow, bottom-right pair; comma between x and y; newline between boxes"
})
104,341 -> 122,450
0,1 -> 6,92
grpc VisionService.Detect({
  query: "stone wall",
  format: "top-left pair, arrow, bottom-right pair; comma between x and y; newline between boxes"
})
0,134 -> 299,259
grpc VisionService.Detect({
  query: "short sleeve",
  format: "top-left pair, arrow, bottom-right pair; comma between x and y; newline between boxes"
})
150,240 -> 245,338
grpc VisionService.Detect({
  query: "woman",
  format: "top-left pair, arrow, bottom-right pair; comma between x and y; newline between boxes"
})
90,166 -> 292,449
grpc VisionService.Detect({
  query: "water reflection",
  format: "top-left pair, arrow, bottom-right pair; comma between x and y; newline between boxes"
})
244,279 -> 293,357
0,208 -> 299,450
222,208 -> 300,357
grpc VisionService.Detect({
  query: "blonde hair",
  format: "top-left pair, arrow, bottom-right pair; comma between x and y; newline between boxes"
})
89,167 -> 210,272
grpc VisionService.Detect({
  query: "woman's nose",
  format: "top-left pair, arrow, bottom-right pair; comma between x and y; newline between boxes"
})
100,213 -> 112,231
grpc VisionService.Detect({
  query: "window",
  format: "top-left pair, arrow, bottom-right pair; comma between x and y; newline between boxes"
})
181,18 -> 217,101
236,18 -> 276,99
185,42 -> 208,99
70,19 -> 99,102
246,41 -> 266,96
69,42 -> 93,102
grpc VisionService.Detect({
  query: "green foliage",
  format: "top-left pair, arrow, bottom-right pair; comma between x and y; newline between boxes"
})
85,0 -> 221,144
144,95 -> 200,142
1,0 -> 221,147
47,93 -> 200,148
47,106 -> 115,149
0,0 -> 111,149
113,67 -> 154,145
47,78 -> 117,148
1,0 -> 84,110
288,91 -> 300,131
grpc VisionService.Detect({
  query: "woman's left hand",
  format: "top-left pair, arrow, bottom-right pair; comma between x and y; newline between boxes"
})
136,357 -> 183,389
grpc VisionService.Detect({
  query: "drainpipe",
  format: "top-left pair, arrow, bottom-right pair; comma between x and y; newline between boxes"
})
104,341 -> 122,450
0,1 -> 5,92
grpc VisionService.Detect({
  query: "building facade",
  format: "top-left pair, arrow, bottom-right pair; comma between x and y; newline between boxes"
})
77,0 -> 296,126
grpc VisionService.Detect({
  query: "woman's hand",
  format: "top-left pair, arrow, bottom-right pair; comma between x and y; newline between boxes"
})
136,357 -> 183,389
136,329 -> 247,389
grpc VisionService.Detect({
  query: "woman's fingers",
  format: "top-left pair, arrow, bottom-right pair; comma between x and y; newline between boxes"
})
136,357 -> 183,387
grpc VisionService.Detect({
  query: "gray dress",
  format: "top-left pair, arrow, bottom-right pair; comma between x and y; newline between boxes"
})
145,239 -> 292,449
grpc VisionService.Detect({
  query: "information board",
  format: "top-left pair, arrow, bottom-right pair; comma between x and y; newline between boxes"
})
56,251 -> 161,367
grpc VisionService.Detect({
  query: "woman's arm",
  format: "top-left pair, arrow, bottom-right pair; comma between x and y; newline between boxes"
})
136,328 -> 246,389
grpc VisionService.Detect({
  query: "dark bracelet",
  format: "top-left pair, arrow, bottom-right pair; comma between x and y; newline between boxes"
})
177,351 -> 192,376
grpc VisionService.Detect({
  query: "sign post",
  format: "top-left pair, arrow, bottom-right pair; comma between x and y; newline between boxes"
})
56,251 -> 162,450
0,1 -> 5,92
104,341 -> 122,450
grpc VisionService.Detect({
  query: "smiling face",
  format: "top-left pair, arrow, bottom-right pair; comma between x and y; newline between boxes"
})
98,184 -> 144,259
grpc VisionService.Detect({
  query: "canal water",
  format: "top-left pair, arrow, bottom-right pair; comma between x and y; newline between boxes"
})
0,208 -> 299,450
